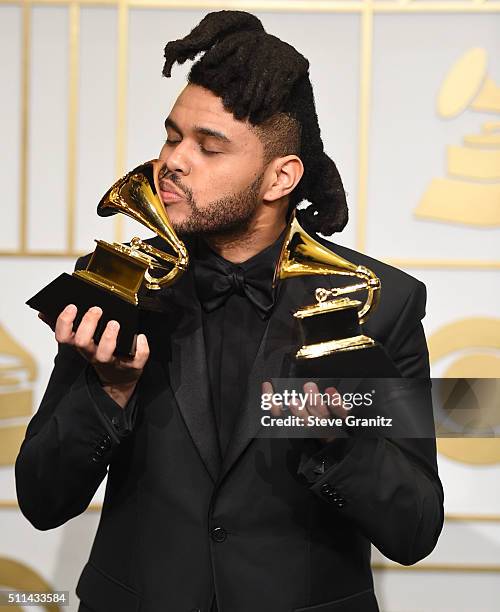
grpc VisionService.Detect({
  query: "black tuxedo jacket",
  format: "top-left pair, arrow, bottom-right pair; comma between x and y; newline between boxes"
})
15,236 -> 444,612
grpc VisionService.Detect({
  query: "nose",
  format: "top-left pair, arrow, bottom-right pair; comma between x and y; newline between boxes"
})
159,141 -> 191,176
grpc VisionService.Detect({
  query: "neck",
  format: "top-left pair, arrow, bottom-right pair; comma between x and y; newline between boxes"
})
203,216 -> 286,264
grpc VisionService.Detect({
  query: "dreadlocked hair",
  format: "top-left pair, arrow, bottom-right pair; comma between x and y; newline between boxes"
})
162,10 -> 348,235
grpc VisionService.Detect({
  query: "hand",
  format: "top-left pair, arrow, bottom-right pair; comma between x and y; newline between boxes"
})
261,381 -> 350,445
40,304 -> 149,408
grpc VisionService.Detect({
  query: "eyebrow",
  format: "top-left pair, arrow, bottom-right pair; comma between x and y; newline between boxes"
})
164,117 -> 232,144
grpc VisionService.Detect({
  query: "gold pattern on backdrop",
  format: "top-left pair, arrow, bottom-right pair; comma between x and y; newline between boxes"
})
0,322 -> 37,466
415,48 -> 500,227
429,318 -> 500,464
0,557 -> 60,612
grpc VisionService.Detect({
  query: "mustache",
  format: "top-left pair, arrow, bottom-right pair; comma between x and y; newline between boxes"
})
160,177 -> 189,199
158,167 -> 190,199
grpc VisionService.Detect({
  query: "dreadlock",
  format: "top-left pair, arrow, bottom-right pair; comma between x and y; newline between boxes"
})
162,10 -> 348,235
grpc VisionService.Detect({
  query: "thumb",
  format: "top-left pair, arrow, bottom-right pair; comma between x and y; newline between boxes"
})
134,333 -> 150,367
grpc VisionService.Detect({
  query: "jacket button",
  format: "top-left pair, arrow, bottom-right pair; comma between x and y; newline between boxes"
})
320,483 -> 332,495
101,435 -> 112,449
211,526 -> 227,543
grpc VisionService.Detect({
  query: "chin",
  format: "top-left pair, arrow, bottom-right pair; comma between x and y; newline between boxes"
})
165,206 -> 189,228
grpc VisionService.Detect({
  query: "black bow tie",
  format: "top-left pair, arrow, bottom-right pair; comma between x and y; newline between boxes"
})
193,246 -> 277,319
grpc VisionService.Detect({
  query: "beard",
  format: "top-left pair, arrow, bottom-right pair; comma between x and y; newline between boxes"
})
164,172 -> 265,237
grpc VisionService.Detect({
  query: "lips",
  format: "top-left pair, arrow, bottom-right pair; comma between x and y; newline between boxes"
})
159,179 -> 185,202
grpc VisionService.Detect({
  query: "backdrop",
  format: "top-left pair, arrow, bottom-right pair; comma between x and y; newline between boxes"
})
0,2 -> 499,611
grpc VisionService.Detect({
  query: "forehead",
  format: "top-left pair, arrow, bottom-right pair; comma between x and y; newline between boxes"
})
167,83 -> 258,143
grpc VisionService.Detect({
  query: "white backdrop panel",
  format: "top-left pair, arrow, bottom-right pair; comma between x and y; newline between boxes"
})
420,268 -> 499,348
368,14 -> 500,261
373,570 -> 500,612
386,521 -> 500,566
28,6 -> 69,252
410,268 -> 500,515
76,7 -> 118,254
0,6 -> 22,251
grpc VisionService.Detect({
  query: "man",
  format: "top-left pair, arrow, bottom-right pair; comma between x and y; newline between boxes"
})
15,10 -> 444,612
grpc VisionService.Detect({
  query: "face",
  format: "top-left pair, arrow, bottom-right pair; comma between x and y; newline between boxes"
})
158,84 -> 267,236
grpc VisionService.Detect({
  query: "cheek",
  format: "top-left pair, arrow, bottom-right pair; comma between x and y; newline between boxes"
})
194,160 -> 258,205
190,167 -> 230,207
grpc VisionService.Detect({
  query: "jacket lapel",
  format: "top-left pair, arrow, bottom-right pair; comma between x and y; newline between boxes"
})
159,267 -> 222,482
218,275 -> 321,483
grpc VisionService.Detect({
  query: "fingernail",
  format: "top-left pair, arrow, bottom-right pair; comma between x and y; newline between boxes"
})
65,304 -> 77,313
108,320 -> 119,330
91,306 -> 102,315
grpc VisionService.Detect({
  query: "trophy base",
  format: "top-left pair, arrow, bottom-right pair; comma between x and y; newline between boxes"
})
26,273 -> 140,356
294,342 -> 401,378
293,299 -> 400,378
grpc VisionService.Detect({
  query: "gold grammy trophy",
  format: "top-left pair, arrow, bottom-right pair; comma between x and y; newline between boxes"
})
27,160 -> 188,355
274,211 -> 400,377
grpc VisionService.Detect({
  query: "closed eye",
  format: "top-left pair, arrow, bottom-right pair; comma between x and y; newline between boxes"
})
164,138 -> 220,155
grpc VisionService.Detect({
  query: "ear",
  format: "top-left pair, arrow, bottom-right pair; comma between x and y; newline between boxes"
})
261,155 -> 304,203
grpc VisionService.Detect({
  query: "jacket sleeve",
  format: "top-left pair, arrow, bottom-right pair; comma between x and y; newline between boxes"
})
15,342 -> 138,530
15,256 -> 139,531
297,280 -> 444,566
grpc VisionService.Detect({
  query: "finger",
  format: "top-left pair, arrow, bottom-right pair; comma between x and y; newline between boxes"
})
262,381 -> 273,395
303,382 -> 330,418
94,320 -> 119,363
131,333 -> 150,369
54,304 -> 77,343
262,381 -> 283,417
73,306 -> 102,353
288,393 -> 309,421
270,401 -> 282,417
325,386 -> 350,420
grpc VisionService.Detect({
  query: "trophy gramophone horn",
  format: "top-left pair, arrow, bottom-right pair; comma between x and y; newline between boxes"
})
272,211 -> 400,376
274,211 -> 380,323
27,159 -> 189,356
97,159 -> 189,290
